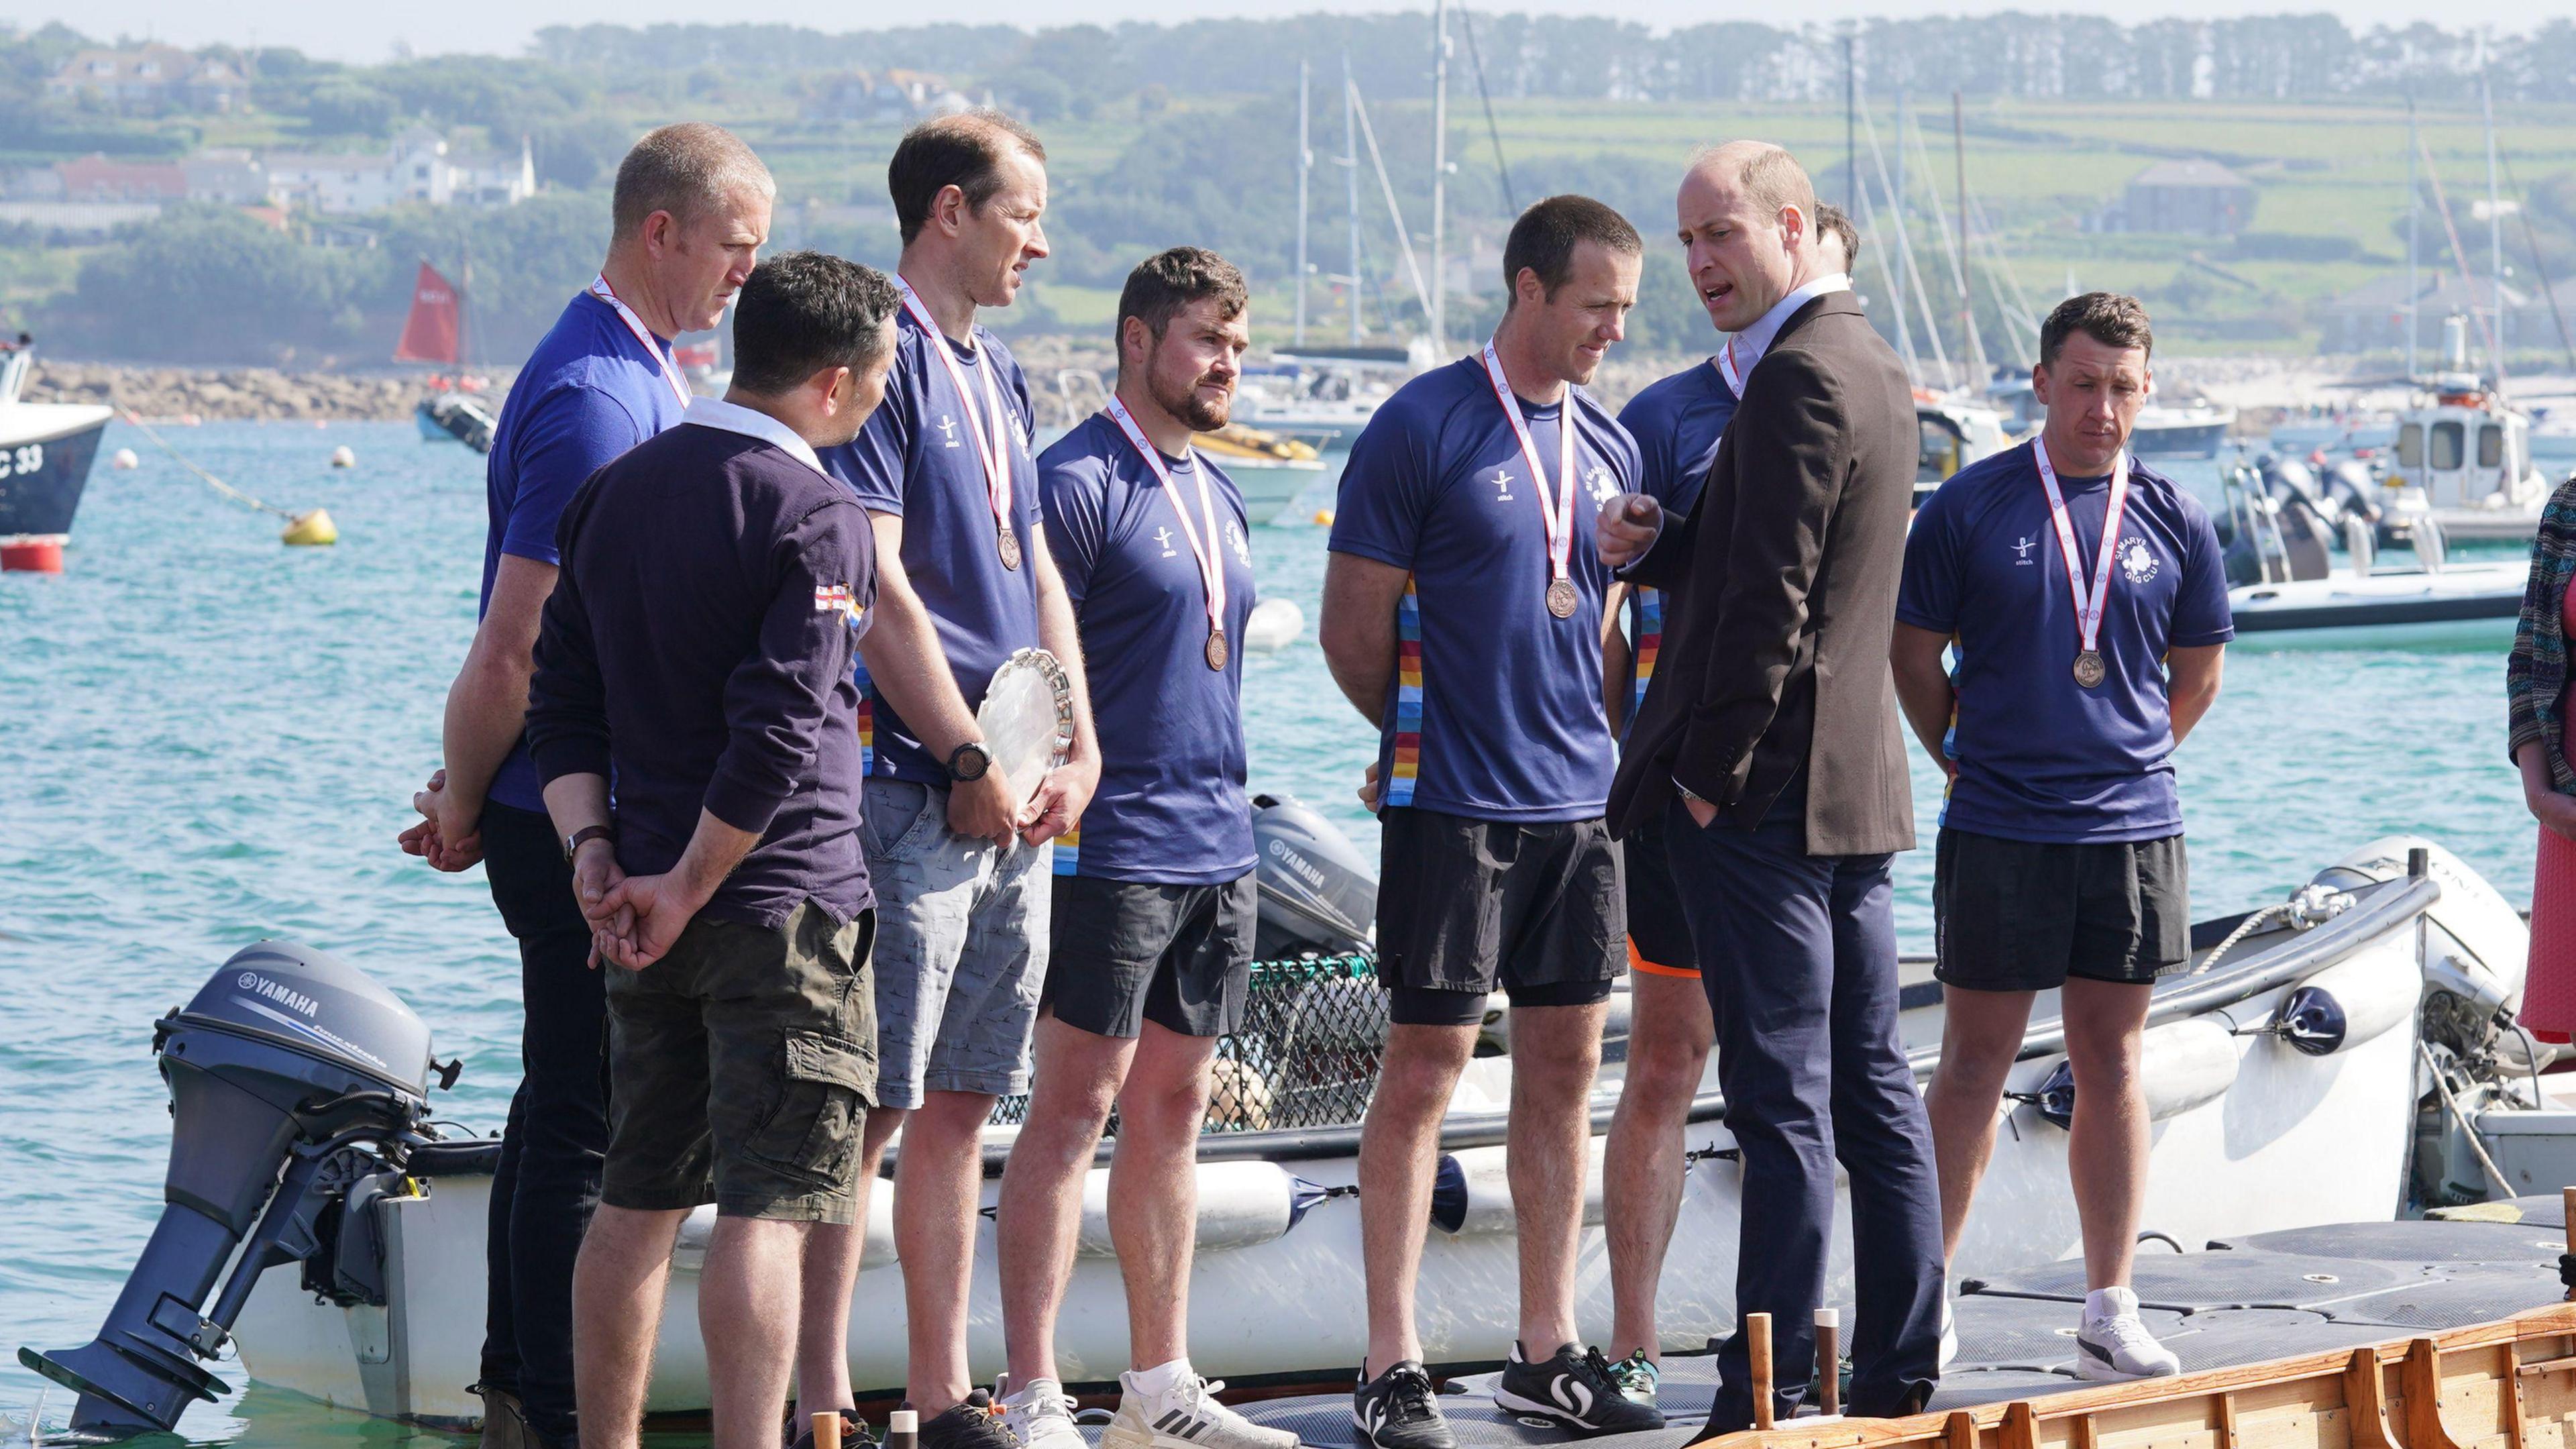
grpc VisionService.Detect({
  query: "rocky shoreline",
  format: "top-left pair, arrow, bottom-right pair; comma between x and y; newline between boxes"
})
22,361 -> 462,423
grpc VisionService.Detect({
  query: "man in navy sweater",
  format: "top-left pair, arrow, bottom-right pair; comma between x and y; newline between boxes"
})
523,251 -> 897,1449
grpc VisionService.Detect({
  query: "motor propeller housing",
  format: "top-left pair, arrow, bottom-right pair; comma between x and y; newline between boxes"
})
19,941 -> 439,1438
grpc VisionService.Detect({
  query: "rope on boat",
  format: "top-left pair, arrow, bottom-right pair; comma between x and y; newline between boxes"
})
2420,1039 -> 2512,1197
2186,885 -> 2353,977
119,411 -> 295,519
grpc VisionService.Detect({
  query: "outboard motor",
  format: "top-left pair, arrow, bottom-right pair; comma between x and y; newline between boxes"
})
19,941 -> 443,1438
1250,793 -> 1378,959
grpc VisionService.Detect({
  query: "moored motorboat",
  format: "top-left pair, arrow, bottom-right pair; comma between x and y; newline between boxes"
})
0,333 -> 115,572
196,836 -> 2527,1428
2216,454 -> 2524,649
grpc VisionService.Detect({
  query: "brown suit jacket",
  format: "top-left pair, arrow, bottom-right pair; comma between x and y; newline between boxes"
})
1608,290 -> 1917,857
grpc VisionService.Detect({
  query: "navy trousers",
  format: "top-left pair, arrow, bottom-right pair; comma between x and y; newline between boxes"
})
477,802 -> 610,1448
1663,794 -> 1943,1428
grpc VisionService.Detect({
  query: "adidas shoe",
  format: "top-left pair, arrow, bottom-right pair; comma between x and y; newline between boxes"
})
2074,1288 -> 2182,1381
1604,1350 -> 1660,1407
916,1393 -> 1020,1449
999,1379 -> 1085,1449
1939,1299 -> 1958,1371
1351,1360 -> 1454,1449
1493,1342 -> 1666,1436
1104,1366 -> 1297,1449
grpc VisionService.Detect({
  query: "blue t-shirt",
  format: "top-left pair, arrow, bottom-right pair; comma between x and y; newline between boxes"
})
820,307 -> 1043,785
1613,359 -> 1737,720
1328,356 -> 1642,822
1895,441 -> 2235,844
1038,413 -> 1260,883
480,291 -> 688,811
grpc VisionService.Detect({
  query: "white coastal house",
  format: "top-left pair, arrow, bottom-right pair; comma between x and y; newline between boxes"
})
262,127 -> 536,215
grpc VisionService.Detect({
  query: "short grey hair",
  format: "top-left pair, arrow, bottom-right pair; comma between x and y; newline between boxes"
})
1689,140 -> 1817,231
612,123 -> 775,239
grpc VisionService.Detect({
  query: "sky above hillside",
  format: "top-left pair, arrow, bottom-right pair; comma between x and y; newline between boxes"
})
9,0 -> 2546,64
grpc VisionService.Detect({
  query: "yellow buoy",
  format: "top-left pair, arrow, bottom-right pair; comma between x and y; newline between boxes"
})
282,508 -> 339,547
1311,508 -> 1336,527
330,445 -> 356,468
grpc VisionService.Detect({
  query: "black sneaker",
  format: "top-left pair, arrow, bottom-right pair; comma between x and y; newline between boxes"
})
916,1393 -> 1020,1449
1493,1342 -> 1667,1436
1352,1360 -> 1455,1449
789,1409 -> 873,1449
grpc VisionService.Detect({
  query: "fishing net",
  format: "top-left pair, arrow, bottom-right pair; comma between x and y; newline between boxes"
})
987,953 -> 1386,1134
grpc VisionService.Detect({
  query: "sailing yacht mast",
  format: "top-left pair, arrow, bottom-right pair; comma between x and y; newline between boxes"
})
2407,93 -> 2420,380
1952,91 -> 1986,390
1344,52 -> 1362,345
1295,61 -> 1310,347
1430,0 -> 1449,354
2481,44 -> 2506,374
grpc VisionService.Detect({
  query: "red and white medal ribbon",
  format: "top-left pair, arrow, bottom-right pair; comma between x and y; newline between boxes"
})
895,276 -> 1016,547
1715,337 -> 1744,396
588,274 -> 692,409
1480,339 -> 1579,615
1105,396 -> 1230,667
2033,437 -> 2131,684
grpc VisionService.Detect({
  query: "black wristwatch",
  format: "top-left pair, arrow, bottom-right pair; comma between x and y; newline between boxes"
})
563,823 -> 615,861
946,741 -> 993,782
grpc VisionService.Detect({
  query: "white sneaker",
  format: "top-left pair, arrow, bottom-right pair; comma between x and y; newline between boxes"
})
1104,1366 -> 1299,1449
1939,1299 -> 1958,1371
1000,1377 -> 1087,1449
2074,1287 -> 2182,1381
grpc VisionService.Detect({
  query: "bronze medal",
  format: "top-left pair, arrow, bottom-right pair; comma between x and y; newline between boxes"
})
997,523 -> 1022,571
1205,627 -> 1229,671
2072,649 -> 2106,689
1546,577 -> 1578,619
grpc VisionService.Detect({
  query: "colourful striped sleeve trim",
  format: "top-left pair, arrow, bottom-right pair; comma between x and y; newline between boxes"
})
853,659 -> 877,775
1630,585 -> 1664,714
1387,576 -> 1422,808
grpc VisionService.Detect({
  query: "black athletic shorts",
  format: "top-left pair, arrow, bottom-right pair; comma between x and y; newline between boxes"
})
1375,806 -> 1624,1026
1044,872 -> 1257,1038
1621,809 -> 1697,977
1933,828 -> 2190,993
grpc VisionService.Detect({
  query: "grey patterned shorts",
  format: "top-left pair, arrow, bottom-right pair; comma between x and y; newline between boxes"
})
860,777 -> 1052,1108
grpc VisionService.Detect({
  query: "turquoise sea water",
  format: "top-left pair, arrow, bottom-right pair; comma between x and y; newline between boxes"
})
0,421 -> 2539,1443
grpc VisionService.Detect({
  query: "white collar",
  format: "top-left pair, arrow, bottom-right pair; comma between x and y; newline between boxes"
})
1726,272 -> 1852,378
684,395 -> 828,480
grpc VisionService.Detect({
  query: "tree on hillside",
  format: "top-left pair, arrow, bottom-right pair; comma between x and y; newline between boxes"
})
45,206 -> 383,363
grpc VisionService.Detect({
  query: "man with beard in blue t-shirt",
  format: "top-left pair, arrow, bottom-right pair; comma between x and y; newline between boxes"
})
1321,195 -> 1660,1449
991,247 -> 1295,1449
396,122 -> 771,1449
1894,292 -> 2229,1383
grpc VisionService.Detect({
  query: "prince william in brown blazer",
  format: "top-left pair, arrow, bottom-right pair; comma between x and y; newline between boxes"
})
1597,141 -> 1943,1432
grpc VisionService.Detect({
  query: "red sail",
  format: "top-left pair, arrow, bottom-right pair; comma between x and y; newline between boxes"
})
394,262 -> 462,366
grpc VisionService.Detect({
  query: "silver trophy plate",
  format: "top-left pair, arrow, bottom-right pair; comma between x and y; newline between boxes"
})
975,647 -> 1074,812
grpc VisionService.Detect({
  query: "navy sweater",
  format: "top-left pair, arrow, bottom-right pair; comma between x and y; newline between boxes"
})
526,420 -> 875,928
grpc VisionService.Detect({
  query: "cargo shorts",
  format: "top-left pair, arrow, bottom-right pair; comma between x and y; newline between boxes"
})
601,901 -> 875,1224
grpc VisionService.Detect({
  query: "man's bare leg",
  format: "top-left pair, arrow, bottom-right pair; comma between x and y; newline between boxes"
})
1922,986 -> 2038,1263
793,1161 -> 883,1424
1603,972 -> 1713,1362
702,1216 -> 814,1449
1359,1022 -> 1479,1373
2060,977 -> 2153,1291
998,1017 -> 1137,1387
1106,1022 -> 1220,1368
898,1089 -> 1001,1413
1505,1002 -> 1608,1355
572,1205 -> 688,1449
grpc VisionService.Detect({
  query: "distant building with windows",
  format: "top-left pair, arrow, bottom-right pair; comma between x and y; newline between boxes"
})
262,127 -> 536,214
2322,272 -> 2540,354
2092,159 -> 2257,237
44,45 -> 246,113
799,68 -> 975,123
56,154 -> 186,203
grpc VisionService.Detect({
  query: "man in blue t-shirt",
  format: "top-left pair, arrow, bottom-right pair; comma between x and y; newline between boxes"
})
1894,292 -> 2230,1383
813,109 -> 1097,1449
1586,199 -> 1856,1411
394,122 -> 772,1449
992,249 -> 1294,1449
1321,195 -> 1660,1449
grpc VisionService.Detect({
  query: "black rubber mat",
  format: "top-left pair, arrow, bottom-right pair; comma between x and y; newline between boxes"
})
2212,1220 -> 2571,1263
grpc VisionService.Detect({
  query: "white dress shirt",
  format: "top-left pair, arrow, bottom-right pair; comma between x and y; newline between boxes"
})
1724,271 -> 1854,382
